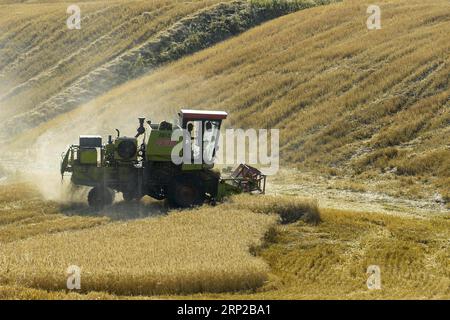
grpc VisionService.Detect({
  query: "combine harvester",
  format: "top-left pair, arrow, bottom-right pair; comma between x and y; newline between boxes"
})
61,109 -> 266,208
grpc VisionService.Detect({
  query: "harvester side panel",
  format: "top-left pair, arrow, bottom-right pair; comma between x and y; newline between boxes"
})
146,129 -> 179,161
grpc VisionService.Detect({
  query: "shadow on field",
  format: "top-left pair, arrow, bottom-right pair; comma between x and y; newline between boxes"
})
60,197 -> 168,221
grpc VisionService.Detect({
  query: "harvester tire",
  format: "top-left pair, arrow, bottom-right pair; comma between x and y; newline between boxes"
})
88,186 -> 114,209
122,191 -> 135,202
168,175 -> 205,208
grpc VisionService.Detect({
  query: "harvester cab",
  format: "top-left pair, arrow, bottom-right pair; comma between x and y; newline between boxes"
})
60,109 -> 265,209
177,109 -> 227,168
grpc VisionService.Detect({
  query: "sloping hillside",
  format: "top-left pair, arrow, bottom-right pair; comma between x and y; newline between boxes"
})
1,0 -> 219,119
0,0 -> 335,139
16,0 -> 449,197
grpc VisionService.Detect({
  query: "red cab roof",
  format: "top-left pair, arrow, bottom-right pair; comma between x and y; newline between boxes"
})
180,109 -> 228,120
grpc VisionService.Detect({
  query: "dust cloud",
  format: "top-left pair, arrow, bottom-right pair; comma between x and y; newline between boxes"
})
0,74 -> 186,203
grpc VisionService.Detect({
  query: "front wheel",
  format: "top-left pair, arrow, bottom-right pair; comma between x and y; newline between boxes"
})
88,186 -> 115,209
122,191 -> 135,202
167,175 -> 205,208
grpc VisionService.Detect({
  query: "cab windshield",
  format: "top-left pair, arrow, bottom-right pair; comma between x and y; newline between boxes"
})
185,120 -> 221,164
203,120 -> 220,164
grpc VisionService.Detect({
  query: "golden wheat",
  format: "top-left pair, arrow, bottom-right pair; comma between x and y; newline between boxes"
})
153,209 -> 450,300
0,185 -> 277,295
0,0 -> 448,300
0,184 -> 448,299
0,0 -> 224,120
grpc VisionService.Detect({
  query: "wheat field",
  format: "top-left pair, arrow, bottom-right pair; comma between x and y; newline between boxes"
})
0,183 -> 278,295
0,183 -> 448,299
153,210 -> 449,300
255,209 -> 450,299
0,0 -> 449,300
0,0 -> 223,120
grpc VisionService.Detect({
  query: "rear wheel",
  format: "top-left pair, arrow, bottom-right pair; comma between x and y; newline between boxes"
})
88,186 -> 115,209
168,175 -> 205,208
122,190 -> 135,202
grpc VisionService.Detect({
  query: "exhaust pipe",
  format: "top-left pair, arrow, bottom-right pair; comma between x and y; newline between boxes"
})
135,117 -> 146,138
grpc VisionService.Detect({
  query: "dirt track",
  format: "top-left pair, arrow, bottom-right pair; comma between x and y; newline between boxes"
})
268,170 -> 449,218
